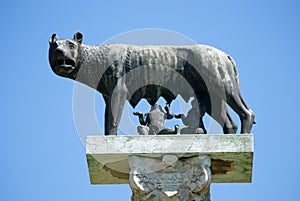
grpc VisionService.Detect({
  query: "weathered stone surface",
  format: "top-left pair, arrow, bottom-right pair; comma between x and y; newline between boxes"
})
86,134 -> 253,184
129,155 -> 211,201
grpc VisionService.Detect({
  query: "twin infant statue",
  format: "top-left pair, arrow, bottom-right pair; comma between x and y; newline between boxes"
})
133,100 -> 205,135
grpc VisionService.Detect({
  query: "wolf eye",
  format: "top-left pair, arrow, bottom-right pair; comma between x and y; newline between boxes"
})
69,42 -> 75,49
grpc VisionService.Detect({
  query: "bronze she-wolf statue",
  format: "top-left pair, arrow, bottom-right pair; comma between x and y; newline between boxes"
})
48,32 -> 255,135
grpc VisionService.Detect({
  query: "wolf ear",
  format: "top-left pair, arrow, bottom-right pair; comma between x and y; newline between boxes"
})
49,33 -> 58,44
74,32 -> 83,44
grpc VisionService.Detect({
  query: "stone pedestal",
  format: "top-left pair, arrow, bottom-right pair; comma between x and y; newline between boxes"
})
86,134 -> 253,200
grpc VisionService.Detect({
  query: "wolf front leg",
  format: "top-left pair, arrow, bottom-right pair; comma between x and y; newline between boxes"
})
104,82 -> 128,135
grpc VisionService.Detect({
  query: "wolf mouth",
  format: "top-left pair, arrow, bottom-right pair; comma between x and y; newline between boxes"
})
55,59 -> 75,73
56,59 -> 75,68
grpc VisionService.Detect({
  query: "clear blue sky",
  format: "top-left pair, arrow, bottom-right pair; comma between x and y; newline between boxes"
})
1,0 -> 300,200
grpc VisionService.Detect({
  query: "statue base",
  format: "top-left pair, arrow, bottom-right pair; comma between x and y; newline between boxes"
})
86,134 -> 253,200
